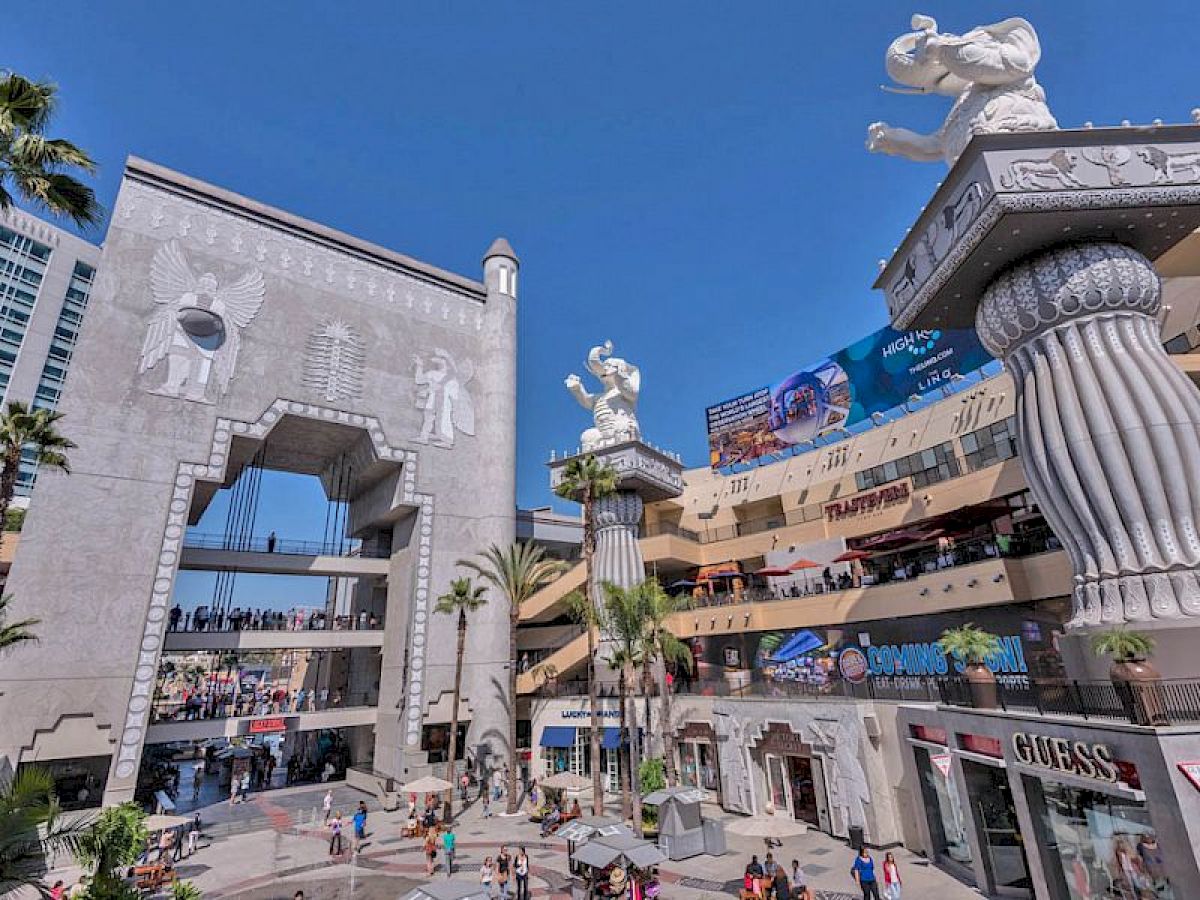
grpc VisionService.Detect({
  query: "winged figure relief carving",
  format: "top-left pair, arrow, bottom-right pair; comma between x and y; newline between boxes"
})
138,241 -> 266,403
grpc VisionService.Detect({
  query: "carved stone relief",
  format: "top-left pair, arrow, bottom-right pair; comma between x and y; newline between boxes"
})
303,318 -> 366,403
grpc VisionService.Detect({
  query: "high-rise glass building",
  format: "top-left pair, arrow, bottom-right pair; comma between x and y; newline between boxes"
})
0,208 -> 101,498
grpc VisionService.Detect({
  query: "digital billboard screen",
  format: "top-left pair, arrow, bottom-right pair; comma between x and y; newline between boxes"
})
706,325 -> 993,468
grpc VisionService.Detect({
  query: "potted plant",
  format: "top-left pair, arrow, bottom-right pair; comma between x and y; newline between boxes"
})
938,624 -> 1002,709
1091,628 -> 1167,726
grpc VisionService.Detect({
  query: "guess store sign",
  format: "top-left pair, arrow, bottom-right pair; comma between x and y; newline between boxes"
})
1012,732 -> 1119,783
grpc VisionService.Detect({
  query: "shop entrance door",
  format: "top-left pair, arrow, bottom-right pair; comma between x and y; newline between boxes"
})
786,756 -> 821,828
962,760 -> 1032,897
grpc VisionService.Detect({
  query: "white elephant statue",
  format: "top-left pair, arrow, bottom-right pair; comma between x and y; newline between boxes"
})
867,14 -> 1058,166
565,340 -> 641,452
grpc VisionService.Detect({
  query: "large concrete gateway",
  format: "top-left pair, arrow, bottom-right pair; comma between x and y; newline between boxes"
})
0,158 -> 519,803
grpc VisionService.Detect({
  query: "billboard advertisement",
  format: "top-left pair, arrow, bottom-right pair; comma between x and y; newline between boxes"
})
706,325 -> 993,468
685,601 -> 1070,694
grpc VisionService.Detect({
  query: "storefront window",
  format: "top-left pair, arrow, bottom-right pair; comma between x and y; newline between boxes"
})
679,743 -> 699,788
1027,778 -> 1174,899
916,748 -> 972,867
697,743 -> 718,792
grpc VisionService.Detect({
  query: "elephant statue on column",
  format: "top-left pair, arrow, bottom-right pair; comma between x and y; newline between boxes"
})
867,14 -> 1058,166
565,340 -> 641,452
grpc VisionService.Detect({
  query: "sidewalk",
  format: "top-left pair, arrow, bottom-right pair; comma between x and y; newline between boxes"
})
153,783 -> 985,900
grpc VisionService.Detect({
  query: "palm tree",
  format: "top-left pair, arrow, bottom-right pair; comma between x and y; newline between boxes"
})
434,576 -> 487,820
0,402 -> 76,551
0,767 -> 91,895
0,71 -> 100,226
638,580 -> 693,786
603,582 -> 650,836
564,588 -> 608,814
555,456 -> 617,814
0,594 -> 38,654
460,542 -> 568,814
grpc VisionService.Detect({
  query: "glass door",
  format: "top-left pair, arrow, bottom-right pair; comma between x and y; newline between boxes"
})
962,760 -> 1032,897
679,742 -> 699,788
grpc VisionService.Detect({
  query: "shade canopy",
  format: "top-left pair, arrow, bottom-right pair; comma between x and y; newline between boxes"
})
703,571 -> 741,580
753,566 -> 792,577
786,558 -> 820,571
641,786 -> 708,805
402,881 -> 493,900
669,579 -> 698,589
556,817 -> 633,843
401,775 -> 454,793
832,549 -> 873,563
572,833 -> 667,870
540,770 -> 592,791
540,726 -> 577,748
725,814 -> 809,838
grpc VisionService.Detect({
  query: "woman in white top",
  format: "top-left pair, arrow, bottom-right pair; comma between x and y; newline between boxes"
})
480,856 -> 496,897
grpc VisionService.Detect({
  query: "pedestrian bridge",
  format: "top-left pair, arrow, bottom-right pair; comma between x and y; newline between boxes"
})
144,705 -> 378,745
163,628 -> 385,653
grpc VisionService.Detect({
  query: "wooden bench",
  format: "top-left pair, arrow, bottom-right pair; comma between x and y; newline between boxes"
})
133,864 -> 178,894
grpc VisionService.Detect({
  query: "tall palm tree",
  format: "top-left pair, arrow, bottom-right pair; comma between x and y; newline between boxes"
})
638,580 -> 693,786
434,576 -> 487,821
0,767 -> 90,896
564,588 -> 607,814
603,582 -> 650,836
0,402 -> 75,550
554,456 -> 617,814
0,71 -> 100,226
0,594 -> 38,654
460,542 -> 568,814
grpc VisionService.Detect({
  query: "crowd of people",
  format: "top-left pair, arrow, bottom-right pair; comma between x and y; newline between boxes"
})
151,680 -> 357,723
167,604 -> 382,632
744,847 -> 902,900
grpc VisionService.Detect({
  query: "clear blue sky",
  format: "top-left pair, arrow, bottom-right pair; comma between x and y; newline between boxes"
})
10,0 -> 1200,528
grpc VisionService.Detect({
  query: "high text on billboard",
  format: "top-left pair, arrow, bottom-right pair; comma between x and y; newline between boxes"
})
706,325 -> 992,468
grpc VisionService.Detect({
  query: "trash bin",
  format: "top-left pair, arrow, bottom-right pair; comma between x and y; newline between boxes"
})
848,825 -> 865,851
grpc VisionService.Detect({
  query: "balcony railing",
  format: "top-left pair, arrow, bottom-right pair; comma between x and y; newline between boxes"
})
938,677 -> 1200,726
530,675 -> 941,703
150,689 -> 379,725
673,529 -> 1062,609
183,532 -> 389,559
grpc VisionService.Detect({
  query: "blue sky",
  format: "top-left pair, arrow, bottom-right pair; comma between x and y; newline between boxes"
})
10,0 -> 1200,543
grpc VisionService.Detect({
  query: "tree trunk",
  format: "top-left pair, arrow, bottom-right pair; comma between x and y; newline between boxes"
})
506,608 -> 520,814
583,486 -> 604,816
444,610 -> 467,821
628,662 -> 644,838
618,666 -> 630,823
659,655 -> 678,786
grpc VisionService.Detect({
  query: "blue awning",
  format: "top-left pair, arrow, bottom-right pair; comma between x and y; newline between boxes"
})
600,727 -> 641,750
540,726 -> 577,748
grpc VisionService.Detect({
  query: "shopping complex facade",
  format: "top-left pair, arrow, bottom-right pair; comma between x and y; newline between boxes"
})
3,18 -> 1200,899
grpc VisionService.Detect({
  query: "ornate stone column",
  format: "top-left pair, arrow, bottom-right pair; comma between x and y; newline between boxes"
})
976,242 -> 1200,626
592,492 -> 647,594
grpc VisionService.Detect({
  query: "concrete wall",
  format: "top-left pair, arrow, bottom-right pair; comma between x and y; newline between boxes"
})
0,158 -> 517,800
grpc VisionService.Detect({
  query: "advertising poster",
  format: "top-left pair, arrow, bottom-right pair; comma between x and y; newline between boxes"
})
706,325 -> 993,468
685,602 -> 1068,694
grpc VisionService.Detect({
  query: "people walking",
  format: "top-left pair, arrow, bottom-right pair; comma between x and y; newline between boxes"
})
790,860 -> 813,900
514,847 -> 529,900
480,856 -> 495,898
442,823 -> 457,876
322,789 -> 333,822
496,845 -> 512,900
460,772 -> 470,805
425,825 -> 439,876
328,812 -> 344,856
851,847 -> 881,900
881,852 -> 902,899
187,819 -> 199,857
352,804 -> 367,852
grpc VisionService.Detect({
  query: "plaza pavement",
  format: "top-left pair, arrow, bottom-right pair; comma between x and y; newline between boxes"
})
131,782 -> 986,900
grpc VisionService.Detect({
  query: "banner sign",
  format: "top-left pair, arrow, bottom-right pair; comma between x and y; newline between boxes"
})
706,325 -> 992,468
248,717 -> 287,734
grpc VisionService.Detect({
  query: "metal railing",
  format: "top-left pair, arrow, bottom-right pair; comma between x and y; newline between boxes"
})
938,677 -> 1200,726
168,610 -> 384,633
530,675 -> 941,703
671,528 -> 1062,610
150,689 -> 379,725
183,532 -> 389,559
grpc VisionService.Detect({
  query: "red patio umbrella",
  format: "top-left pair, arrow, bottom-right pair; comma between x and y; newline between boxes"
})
832,549 -> 873,563
754,566 -> 793,577
787,558 -> 821,571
